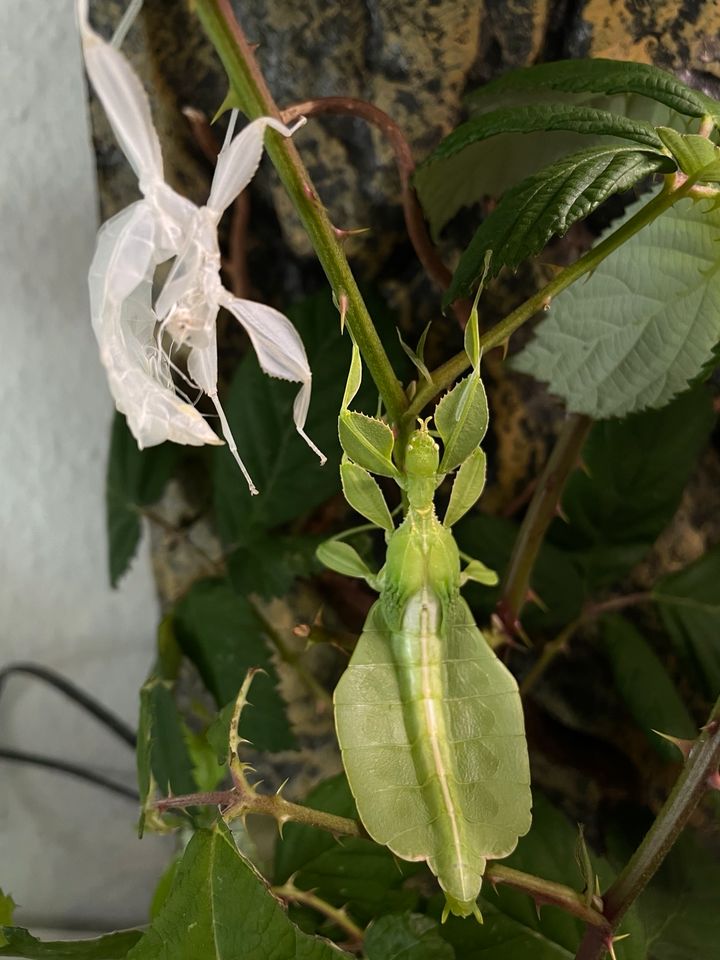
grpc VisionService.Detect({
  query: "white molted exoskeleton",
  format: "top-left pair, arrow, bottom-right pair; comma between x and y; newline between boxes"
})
77,0 -> 324,493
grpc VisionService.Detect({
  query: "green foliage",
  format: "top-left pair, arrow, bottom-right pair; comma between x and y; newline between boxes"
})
601,616 -> 697,761
0,930 -> 142,959
137,675 -> 196,832
274,775 -> 421,923
657,127 -> 720,181
364,913 -> 455,960
127,823 -> 351,959
226,534 -> 321,599
172,578 -> 295,751
468,59 -> 720,121
513,197 -> 720,417
548,386 -> 715,587
654,545 -> 720,698
0,892 -> 13,950
446,147 -> 669,300
106,413 -> 181,587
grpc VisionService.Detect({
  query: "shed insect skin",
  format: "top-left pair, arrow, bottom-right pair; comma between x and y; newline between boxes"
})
333,421 -> 532,921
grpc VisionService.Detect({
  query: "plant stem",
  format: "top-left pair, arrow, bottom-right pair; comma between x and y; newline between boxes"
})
575,696 -> 720,960
486,864 -> 608,930
497,413 -> 592,637
193,0 -> 407,425
405,176 -> 696,422
520,592 -> 655,696
272,881 -> 364,944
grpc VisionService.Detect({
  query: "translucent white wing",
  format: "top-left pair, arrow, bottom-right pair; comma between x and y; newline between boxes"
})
77,5 -> 164,191
221,294 -> 325,462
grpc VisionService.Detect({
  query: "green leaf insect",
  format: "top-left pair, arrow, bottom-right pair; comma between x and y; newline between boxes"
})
324,327 -> 531,921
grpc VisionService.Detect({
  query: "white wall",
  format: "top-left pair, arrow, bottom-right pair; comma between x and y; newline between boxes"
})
0,0 -> 172,930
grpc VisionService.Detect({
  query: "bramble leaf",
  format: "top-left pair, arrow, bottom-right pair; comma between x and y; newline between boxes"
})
654,545 -> 720,698
600,615 -> 697,761
657,126 -> 720,182
468,59 -> 720,123
127,824 -> 351,959
446,146 -> 670,299
0,928 -> 142,958
365,913 -> 455,960
172,578 -> 294,752
274,775 -> 421,924
106,412 -> 181,587
512,196 -> 720,417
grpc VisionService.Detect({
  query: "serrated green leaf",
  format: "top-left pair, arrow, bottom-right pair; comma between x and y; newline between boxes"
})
600,615 -> 696,761
468,59 -> 720,123
447,146 -> 669,299
0,928 -> 142,959
227,534 -> 320,599
653,545 -> 720,698
274,775 -> 421,924
316,540 -> 376,582
172,578 -> 295,752
435,375 -> 489,473
444,448 -> 487,528
365,914 -> 455,960
657,126 -> 720,182
423,105 -> 664,166
137,676 -> 196,830
340,460 -> 394,531
106,412 -> 181,587
127,824 -> 351,960
548,387 -> 715,587
512,196 -> 720,417
338,412 -> 398,477
183,725 -> 225,791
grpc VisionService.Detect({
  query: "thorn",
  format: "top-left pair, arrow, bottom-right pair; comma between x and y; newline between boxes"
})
276,778 -> 290,797
578,457 -> 592,477
541,295 -> 552,311
652,730 -> 696,760
706,770 -> 720,791
498,337 -> 510,361
302,181 -> 318,203
338,292 -> 349,333
555,502 -> 569,523
248,41 -> 261,53
526,589 -> 548,613
533,898 -> 543,921
333,224 -> 371,240
293,623 -> 311,638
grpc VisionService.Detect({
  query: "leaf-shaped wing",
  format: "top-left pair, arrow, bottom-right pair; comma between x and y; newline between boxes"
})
335,597 -> 531,916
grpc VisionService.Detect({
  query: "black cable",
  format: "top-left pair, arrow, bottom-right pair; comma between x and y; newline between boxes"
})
0,662 -> 137,748
0,748 -> 139,802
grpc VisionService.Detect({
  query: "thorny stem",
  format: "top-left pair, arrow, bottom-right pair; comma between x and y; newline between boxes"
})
194,0 -> 407,425
497,413 -> 592,638
404,175 -> 698,423
250,603 -> 333,708
520,592 -> 655,696
272,881 -> 364,945
575,696 -> 720,960
280,97 -> 469,325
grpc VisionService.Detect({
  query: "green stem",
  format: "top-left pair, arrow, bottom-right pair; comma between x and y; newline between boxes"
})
193,0 -> 407,425
575,696 -> 720,960
272,881 -> 364,944
405,176 -> 696,423
497,413 -> 592,637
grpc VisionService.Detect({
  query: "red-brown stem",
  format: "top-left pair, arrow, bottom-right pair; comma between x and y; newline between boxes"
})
575,699 -> 720,960
281,97 -> 470,326
497,413 -> 592,637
